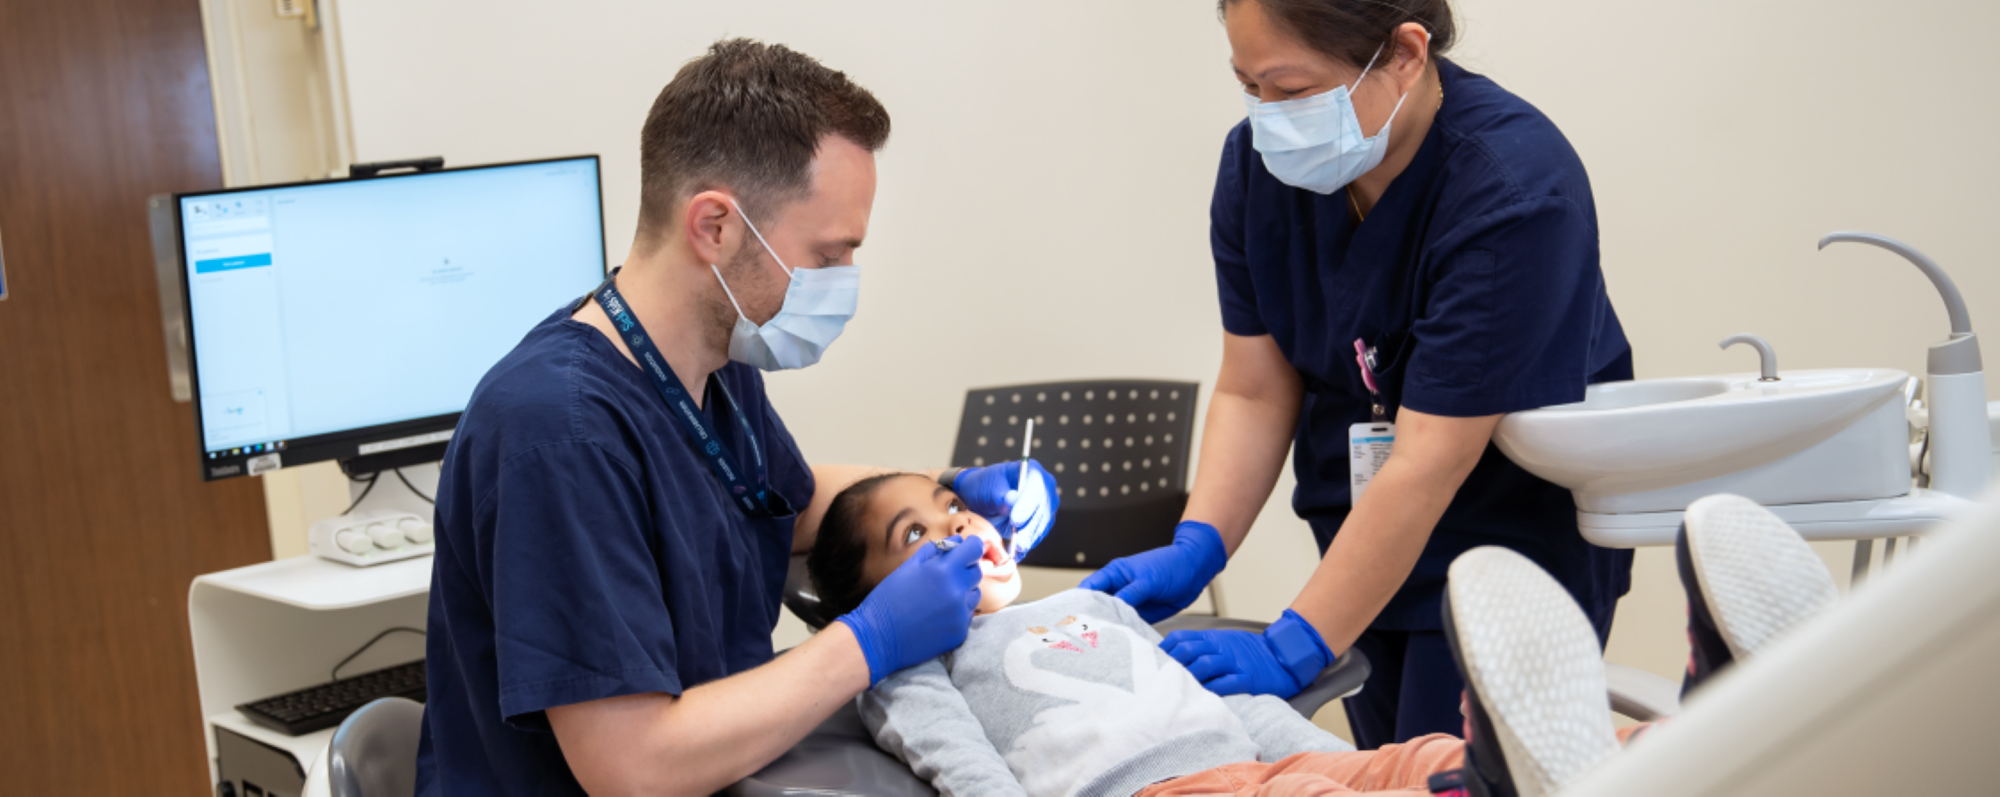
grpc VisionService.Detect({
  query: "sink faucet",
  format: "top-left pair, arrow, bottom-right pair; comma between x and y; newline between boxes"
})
1721,334 -> 1781,382
1819,231 -> 1990,498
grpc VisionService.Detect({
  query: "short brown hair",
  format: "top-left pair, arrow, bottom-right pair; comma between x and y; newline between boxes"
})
635,38 -> 891,246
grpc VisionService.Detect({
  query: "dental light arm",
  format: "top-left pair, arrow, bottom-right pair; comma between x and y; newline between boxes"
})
1818,232 -> 1989,498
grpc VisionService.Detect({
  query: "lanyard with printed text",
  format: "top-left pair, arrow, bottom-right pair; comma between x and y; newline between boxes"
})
592,272 -> 792,519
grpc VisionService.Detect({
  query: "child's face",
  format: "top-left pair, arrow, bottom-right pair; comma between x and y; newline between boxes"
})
858,474 -> 1023,614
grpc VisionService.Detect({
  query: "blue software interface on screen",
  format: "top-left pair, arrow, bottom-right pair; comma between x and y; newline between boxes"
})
181,159 -> 604,454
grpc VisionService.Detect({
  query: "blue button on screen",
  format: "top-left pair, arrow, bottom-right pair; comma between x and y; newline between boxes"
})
195,252 -> 273,274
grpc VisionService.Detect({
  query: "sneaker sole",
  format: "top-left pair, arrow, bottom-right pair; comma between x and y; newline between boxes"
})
1446,547 -> 1620,797
1683,494 -> 1838,660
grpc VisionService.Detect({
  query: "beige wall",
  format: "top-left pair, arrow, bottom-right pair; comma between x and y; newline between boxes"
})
227,0 -> 1994,738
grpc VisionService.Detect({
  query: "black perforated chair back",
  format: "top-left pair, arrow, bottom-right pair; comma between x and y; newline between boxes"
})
948,380 -> 1198,570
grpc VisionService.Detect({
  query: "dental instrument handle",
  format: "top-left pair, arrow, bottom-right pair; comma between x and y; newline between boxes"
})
1013,418 -> 1034,559
1720,333 -> 1780,381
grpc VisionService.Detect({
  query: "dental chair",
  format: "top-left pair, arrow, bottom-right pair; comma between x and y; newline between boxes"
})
1565,487 -> 2000,796
742,380 -> 1373,796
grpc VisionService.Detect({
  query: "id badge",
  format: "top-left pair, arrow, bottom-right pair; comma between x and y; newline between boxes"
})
1349,422 -> 1396,502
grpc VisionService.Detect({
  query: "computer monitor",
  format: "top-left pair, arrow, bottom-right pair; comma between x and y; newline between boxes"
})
175,156 -> 607,481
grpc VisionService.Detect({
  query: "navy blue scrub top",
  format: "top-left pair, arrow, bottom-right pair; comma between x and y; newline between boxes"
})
1212,60 -> 1633,631
415,307 -> 815,795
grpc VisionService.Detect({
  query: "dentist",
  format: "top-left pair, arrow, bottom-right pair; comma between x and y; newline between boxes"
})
416,40 -> 1057,795
1083,0 -> 1634,749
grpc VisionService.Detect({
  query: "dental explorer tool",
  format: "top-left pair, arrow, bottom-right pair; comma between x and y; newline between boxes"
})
1011,418 -> 1034,561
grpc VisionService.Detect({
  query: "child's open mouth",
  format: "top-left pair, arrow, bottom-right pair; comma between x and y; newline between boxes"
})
980,535 -> 1016,583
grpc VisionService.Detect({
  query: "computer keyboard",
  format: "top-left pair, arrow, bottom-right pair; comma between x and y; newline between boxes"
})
236,660 -> 426,736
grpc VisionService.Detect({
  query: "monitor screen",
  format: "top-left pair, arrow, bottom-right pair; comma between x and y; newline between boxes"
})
177,156 -> 606,480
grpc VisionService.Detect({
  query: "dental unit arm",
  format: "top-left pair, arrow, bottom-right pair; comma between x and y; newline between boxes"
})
1818,232 -> 1990,498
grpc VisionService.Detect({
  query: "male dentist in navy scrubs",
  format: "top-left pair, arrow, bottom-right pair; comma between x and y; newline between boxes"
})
415,40 -> 1058,795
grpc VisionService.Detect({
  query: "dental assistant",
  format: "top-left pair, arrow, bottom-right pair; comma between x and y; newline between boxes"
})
415,40 -> 1058,796
1082,0 -> 1634,749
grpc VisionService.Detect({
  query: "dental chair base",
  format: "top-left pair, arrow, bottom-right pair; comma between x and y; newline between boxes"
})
1575,488 -> 1974,548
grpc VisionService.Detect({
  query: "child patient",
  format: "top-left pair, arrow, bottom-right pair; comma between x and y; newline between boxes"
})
808,473 -> 1468,797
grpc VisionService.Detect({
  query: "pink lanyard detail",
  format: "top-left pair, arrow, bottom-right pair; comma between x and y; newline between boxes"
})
1354,338 -> 1387,422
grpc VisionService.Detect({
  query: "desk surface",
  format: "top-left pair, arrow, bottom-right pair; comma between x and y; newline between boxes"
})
193,554 -> 432,610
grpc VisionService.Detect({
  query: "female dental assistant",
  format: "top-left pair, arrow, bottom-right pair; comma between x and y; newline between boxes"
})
1081,0 -> 1634,749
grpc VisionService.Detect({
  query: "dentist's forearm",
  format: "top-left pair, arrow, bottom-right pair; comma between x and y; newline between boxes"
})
548,622 -> 872,795
1289,410 -> 1498,655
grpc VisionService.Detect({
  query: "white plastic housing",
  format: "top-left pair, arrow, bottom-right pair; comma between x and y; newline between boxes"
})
309,509 -> 434,567
1925,372 -> 1993,498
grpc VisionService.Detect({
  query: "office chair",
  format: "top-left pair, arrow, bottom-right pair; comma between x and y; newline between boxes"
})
301,696 -> 423,797
745,381 -> 1372,797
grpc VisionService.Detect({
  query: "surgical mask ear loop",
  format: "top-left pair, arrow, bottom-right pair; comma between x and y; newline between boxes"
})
709,196 -> 794,321
1350,41 -> 1417,140
727,197 -> 793,279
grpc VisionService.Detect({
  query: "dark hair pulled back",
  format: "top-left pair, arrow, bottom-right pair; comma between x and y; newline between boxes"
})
1220,0 -> 1456,69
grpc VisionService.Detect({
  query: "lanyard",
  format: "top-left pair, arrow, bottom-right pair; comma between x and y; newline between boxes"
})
590,272 -> 792,519
1354,338 -> 1388,423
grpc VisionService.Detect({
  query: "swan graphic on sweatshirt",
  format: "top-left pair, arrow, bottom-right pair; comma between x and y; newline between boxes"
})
859,590 -> 1349,797
1000,613 -> 1245,792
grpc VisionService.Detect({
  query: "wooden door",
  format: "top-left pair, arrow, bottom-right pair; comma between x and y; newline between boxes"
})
0,0 -> 274,791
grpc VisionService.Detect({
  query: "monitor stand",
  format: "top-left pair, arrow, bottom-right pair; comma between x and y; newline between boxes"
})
337,458 -> 441,521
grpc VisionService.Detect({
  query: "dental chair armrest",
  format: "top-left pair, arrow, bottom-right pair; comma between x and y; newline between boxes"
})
1152,614 -> 1372,719
1285,647 -> 1371,719
727,700 -> 936,797
1605,662 -> 1680,722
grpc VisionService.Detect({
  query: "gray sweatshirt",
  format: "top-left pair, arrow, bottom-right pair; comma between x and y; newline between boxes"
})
858,589 -> 1352,797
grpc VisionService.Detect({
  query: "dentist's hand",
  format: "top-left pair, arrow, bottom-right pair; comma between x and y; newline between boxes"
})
1161,609 -> 1336,698
951,460 -> 1060,561
837,536 -> 985,685
1078,521 -> 1228,623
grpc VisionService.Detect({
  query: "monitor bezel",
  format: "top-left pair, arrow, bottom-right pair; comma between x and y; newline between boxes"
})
174,155 -> 609,482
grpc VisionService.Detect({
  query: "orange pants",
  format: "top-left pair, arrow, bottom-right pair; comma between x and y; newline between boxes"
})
1135,734 -> 1465,796
1136,724 -> 1655,796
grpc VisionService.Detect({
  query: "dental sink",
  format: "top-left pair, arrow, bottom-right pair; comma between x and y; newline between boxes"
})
1494,368 -> 1914,518
1494,232 -> 1991,548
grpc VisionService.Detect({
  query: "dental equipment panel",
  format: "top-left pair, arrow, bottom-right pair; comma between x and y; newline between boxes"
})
1493,232 -> 1988,547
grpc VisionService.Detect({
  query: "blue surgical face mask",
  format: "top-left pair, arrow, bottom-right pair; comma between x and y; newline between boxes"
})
1243,44 -> 1412,195
710,198 -> 860,371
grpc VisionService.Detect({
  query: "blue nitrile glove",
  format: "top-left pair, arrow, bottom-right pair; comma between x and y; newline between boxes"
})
1076,520 -> 1228,623
836,536 -> 985,685
1160,609 -> 1336,699
950,460 -> 1060,561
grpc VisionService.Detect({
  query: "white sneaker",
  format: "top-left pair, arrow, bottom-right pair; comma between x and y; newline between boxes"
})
1676,493 -> 1838,697
1443,547 -> 1620,797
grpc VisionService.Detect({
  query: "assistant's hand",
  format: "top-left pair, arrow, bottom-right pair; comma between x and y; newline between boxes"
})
1161,609 -> 1336,698
951,460 -> 1059,561
1077,520 -> 1228,623
836,536 -> 985,685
